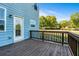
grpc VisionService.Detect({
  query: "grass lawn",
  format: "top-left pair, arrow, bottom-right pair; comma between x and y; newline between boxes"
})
70,31 -> 79,35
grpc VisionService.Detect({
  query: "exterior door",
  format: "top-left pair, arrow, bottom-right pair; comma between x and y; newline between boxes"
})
14,17 -> 24,43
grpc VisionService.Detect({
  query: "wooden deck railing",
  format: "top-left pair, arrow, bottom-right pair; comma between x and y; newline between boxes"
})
30,30 -> 79,56
30,30 -> 68,44
68,32 -> 79,56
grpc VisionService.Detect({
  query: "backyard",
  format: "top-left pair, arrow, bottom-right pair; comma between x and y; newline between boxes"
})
38,3 -> 79,56
70,31 -> 79,35
31,30 -> 79,56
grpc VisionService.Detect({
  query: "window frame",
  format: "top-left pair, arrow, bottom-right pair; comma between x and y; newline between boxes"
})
0,6 -> 6,32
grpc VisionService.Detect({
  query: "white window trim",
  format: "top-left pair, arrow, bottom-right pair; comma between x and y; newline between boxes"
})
0,6 -> 6,32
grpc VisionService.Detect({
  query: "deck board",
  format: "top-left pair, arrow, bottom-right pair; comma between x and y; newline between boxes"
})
0,39 -> 72,56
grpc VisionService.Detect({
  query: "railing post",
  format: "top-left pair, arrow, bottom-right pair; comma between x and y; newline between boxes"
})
62,33 -> 64,46
42,31 -> 44,41
68,33 -> 78,56
74,40 -> 77,56
77,41 -> 79,56
68,33 -> 69,44
30,30 -> 32,39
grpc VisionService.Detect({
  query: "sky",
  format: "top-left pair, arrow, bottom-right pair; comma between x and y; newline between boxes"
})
38,3 -> 79,22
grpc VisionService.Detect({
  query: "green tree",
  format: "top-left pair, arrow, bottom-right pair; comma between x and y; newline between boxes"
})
59,20 -> 68,29
70,12 -> 79,28
39,16 -> 46,29
39,16 -> 58,29
45,16 -> 57,27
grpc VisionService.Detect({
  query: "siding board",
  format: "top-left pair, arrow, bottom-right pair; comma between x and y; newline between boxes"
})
0,3 -> 39,47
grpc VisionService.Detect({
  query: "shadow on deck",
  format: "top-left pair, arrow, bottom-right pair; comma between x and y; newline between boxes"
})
0,39 -> 72,56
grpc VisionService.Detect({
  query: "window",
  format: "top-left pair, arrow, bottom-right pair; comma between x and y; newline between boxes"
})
0,7 -> 6,31
30,19 -> 36,28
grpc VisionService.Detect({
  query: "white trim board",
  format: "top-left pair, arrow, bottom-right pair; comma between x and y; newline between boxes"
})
0,6 -> 6,32
13,16 -> 24,43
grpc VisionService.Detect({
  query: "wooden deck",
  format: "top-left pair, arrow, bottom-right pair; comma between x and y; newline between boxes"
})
0,39 -> 72,56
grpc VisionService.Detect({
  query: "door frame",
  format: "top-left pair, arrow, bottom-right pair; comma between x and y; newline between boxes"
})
13,16 -> 24,43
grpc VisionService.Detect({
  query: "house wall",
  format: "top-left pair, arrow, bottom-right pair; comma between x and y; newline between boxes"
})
0,3 -> 39,47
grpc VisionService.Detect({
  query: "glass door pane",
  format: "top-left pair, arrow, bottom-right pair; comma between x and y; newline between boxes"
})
15,24 -> 21,36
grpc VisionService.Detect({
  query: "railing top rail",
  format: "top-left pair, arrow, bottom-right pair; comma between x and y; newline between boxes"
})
30,30 -> 68,33
30,30 -> 79,42
68,32 -> 79,41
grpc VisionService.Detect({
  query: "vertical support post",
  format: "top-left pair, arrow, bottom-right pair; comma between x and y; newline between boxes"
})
42,31 -> 44,41
76,41 -> 78,56
62,33 -> 64,46
30,30 -> 32,39
74,40 -> 77,56
77,41 -> 79,56
68,33 -> 69,43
